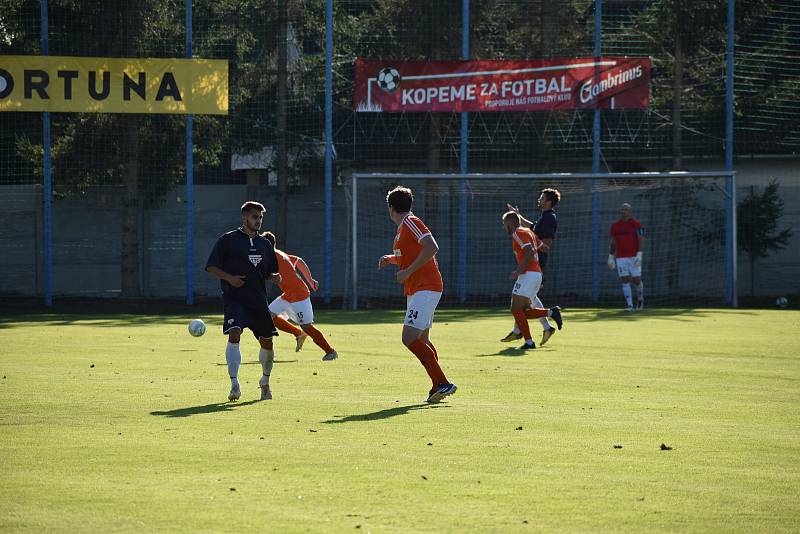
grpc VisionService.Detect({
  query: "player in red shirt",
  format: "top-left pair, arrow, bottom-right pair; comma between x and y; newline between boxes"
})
503,211 -> 562,349
378,186 -> 456,403
607,202 -> 645,311
261,232 -> 338,361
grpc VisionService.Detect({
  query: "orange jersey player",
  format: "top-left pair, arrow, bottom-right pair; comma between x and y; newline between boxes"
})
378,186 -> 456,404
261,232 -> 337,361
502,211 -> 562,350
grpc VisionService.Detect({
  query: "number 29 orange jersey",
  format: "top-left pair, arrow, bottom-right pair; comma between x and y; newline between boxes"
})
511,227 -> 542,273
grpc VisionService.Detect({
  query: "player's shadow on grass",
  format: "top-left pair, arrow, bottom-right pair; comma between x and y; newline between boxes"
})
322,403 -> 445,424
150,400 -> 260,418
476,346 -> 533,357
214,360 -> 298,365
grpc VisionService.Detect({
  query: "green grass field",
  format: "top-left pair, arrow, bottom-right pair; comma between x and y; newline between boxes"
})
1,307 -> 799,532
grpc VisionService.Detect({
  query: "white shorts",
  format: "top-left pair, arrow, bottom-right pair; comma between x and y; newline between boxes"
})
268,296 -> 314,325
512,271 -> 542,301
616,256 -> 642,278
404,290 -> 441,331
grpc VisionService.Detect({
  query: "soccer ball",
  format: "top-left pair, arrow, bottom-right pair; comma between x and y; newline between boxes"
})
188,319 -> 206,337
377,67 -> 402,92
775,297 -> 788,308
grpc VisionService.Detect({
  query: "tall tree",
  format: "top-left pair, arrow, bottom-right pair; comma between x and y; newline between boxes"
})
737,180 -> 793,296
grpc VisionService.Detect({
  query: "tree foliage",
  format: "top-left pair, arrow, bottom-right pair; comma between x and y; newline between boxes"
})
738,179 -> 793,260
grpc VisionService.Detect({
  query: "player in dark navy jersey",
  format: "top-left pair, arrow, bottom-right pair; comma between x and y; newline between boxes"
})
503,188 -> 561,346
206,201 -> 281,401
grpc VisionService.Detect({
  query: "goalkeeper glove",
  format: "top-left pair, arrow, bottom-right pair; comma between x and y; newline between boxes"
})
633,251 -> 643,268
607,254 -> 616,270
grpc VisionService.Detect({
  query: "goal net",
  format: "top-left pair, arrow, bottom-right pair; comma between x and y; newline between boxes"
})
344,172 -> 736,309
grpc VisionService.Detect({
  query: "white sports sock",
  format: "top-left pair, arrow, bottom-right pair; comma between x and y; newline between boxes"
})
533,296 -> 552,329
622,284 -> 633,307
512,325 -> 520,335
259,348 -> 275,383
226,342 -> 241,385
635,282 -> 644,302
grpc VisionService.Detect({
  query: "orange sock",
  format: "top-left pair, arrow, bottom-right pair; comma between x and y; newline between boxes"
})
512,310 -> 533,342
408,339 -> 448,387
525,307 -> 548,319
273,315 -> 302,337
303,324 -> 334,354
427,341 -> 438,361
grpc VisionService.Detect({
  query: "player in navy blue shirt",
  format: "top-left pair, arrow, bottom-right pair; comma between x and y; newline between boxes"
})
206,201 -> 281,402
504,188 -> 561,346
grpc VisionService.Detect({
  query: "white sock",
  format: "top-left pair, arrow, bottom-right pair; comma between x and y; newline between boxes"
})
259,348 -> 275,385
533,296 -> 552,329
635,282 -> 644,302
622,284 -> 633,307
512,324 -> 520,335
226,342 -> 241,385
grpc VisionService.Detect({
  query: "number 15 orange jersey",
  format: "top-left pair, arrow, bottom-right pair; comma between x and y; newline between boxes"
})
393,213 -> 444,296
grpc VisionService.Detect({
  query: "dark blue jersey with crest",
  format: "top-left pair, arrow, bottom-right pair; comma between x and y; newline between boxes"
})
206,229 -> 279,308
533,208 -> 557,271
533,209 -> 557,241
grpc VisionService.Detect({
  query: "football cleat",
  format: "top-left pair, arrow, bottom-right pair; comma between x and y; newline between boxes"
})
501,331 -> 522,342
540,328 -> 556,346
322,350 -> 338,361
295,332 -> 308,352
427,383 -> 458,403
549,306 -> 563,330
519,341 -> 537,350
625,306 -> 634,312
259,376 -> 272,400
228,383 -> 241,402
636,300 -> 644,311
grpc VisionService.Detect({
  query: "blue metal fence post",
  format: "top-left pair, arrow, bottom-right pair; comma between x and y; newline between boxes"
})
324,0 -> 334,304
458,0 -> 469,303
41,0 -> 53,306
185,0 -> 194,305
591,0 -> 602,304
725,0 -> 737,307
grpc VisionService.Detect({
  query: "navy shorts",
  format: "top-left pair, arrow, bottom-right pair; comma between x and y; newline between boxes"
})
222,297 -> 278,339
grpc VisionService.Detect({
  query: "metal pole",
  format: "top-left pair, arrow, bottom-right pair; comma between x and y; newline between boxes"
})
324,0 -> 334,304
41,0 -> 53,306
185,0 -> 194,305
458,0 -> 469,303
725,0 -> 737,307
351,174 -> 358,310
591,0 -> 602,304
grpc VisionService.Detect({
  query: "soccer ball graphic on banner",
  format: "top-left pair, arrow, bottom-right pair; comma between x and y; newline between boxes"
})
377,67 -> 402,92
775,297 -> 788,308
188,319 -> 206,337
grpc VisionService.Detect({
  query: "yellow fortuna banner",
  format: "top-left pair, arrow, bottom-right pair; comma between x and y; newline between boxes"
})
0,56 -> 228,114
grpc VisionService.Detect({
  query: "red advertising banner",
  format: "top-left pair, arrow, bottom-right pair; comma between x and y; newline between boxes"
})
354,57 -> 650,112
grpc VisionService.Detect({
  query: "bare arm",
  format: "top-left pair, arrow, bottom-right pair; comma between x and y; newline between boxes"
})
506,203 -> 534,228
206,265 -> 245,288
397,235 -> 438,283
378,254 -> 399,269
539,237 -> 553,253
511,246 -> 536,279
293,257 -> 318,292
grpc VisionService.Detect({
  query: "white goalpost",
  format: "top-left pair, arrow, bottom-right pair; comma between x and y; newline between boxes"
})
346,171 -> 736,310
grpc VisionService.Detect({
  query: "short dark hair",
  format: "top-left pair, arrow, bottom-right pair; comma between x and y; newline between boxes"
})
541,188 -> 560,207
261,231 -> 276,246
386,186 -> 413,213
241,201 -> 265,215
502,211 -> 520,225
